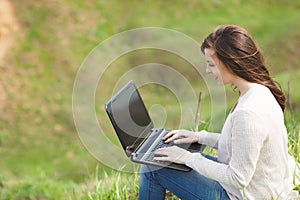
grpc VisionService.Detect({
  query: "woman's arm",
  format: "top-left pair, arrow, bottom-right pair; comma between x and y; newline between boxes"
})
186,110 -> 267,189
198,130 -> 220,149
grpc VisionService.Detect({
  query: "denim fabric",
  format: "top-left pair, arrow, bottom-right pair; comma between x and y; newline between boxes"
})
138,155 -> 230,200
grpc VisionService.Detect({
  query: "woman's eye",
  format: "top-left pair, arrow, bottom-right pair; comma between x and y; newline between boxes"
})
208,64 -> 214,67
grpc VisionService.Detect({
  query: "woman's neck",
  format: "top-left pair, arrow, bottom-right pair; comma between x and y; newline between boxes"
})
233,77 -> 257,96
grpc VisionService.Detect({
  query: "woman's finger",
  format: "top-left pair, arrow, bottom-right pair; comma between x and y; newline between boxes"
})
162,130 -> 178,140
153,156 -> 170,162
164,133 -> 182,143
154,148 -> 168,157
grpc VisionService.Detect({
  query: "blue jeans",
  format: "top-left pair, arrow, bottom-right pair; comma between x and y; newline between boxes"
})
138,155 -> 230,200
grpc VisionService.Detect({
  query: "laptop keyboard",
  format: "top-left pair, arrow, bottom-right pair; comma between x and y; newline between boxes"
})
143,139 -> 173,162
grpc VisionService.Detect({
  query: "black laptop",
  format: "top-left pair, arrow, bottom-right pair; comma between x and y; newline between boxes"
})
105,80 -> 205,171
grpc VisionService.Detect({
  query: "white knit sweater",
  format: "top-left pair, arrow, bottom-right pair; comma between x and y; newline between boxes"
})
186,84 -> 295,199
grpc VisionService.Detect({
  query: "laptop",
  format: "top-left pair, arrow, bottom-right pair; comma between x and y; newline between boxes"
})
105,80 -> 205,171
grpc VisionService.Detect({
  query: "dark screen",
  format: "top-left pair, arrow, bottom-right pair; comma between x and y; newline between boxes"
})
105,81 -> 153,156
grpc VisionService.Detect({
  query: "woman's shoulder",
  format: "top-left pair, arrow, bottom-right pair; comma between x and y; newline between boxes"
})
233,84 -> 284,123
240,84 -> 271,101
238,84 -> 281,113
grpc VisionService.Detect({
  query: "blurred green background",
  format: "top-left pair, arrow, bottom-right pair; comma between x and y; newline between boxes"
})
0,0 -> 299,199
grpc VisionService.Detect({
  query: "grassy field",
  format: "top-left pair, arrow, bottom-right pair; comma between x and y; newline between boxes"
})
0,0 -> 299,199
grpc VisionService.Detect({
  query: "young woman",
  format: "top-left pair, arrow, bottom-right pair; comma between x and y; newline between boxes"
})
138,25 -> 296,199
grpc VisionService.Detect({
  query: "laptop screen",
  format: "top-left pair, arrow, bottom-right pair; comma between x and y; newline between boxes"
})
105,81 -> 154,156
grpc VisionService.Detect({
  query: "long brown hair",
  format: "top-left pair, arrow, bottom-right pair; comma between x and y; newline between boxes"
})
201,25 -> 286,112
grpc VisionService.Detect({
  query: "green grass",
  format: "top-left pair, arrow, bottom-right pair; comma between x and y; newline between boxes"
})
0,0 -> 300,199
83,166 -> 139,200
0,172 -> 77,200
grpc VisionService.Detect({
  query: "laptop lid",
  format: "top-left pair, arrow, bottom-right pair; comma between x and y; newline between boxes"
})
105,80 -> 154,157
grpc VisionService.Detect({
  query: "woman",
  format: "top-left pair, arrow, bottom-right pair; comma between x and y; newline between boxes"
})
138,25 -> 296,199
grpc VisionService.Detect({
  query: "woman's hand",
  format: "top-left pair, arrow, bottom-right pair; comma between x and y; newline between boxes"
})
154,146 -> 191,164
163,129 -> 199,144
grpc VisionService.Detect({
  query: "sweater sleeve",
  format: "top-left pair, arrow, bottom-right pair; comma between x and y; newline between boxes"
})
186,110 -> 267,189
198,130 -> 220,149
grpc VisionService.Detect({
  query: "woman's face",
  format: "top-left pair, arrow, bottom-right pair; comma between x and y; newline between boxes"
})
204,48 -> 235,85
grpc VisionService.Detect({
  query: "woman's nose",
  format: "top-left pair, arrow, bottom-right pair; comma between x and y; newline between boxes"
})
206,66 -> 212,74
